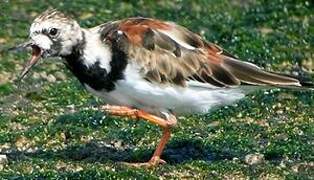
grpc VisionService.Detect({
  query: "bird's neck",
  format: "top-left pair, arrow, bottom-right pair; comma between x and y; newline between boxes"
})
61,29 -> 128,92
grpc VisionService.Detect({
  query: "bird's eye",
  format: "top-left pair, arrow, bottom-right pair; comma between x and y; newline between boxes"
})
49,28 -> 58,36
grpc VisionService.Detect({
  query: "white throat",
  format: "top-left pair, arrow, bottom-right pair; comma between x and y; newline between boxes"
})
81,29 -> 112,71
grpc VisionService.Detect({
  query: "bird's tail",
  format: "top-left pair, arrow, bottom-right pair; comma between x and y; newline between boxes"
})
222,56 -> 301,87
221,55 -> 314,90
271,72 -> 314,88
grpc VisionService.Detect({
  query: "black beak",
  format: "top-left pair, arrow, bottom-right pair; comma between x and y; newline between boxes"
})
9,40 -> 42,80
8,40 -> 34,52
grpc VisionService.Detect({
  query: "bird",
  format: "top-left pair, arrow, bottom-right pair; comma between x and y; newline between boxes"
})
12,9 -> 308,167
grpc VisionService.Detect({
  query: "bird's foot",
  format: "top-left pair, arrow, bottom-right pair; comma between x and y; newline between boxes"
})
122,156 -> 166,168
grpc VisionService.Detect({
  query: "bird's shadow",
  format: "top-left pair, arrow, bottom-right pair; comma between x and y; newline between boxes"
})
6,138 -> 234,165
5,110 -> 236,165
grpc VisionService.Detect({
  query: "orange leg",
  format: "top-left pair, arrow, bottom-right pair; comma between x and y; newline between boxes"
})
101,105 -> 177,167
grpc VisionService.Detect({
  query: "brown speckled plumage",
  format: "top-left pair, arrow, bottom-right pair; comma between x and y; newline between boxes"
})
97,18 -> 300,87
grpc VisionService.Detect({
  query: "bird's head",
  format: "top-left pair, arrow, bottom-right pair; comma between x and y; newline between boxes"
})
12,9 -> 83,79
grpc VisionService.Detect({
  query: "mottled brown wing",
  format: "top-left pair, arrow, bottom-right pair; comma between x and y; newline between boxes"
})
100,17 -> 300,87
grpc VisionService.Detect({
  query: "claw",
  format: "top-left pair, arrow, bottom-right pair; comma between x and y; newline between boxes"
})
122,156 -> 166,168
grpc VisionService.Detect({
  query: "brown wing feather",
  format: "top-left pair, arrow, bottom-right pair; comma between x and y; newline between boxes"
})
100,17 -> 301,87
222,56 -> 300,86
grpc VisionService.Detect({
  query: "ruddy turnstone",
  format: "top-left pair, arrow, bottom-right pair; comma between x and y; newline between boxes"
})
12,9 -> 306,167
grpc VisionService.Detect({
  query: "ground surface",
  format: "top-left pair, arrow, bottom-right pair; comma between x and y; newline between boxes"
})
0,0 -> 313,179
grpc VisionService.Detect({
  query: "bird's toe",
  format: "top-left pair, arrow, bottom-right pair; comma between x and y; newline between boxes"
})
121,156 -> 166,168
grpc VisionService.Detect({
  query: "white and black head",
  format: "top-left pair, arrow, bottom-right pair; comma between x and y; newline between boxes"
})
12,9 -> 83,79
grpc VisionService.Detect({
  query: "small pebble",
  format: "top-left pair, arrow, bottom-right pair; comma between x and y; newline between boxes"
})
208,121 -> 220,128
32,72 -> 41,79
54,72 -> 67,81
40,71 -> 48,79
0,155 -> 8,164
46,74 -> 56,83
0,154 -> 8,170
244,153 -> 265,165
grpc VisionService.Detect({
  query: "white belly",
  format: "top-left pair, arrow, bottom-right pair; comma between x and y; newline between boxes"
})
85,64 -> 247,115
